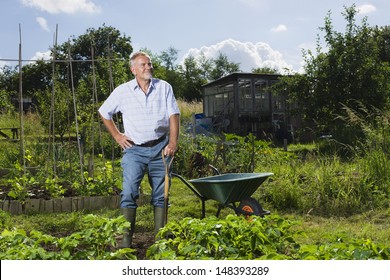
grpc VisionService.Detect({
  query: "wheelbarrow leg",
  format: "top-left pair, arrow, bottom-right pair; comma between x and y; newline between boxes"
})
172,173 -> 208,219
216,204 -> 225,217
201,199 -> 206,219
216,206 -> 221,217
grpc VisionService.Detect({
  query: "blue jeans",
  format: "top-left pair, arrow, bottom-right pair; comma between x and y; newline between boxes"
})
120,136 -> 172,208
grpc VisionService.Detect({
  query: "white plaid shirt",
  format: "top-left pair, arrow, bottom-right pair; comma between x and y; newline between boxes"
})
98,78 -> 180,144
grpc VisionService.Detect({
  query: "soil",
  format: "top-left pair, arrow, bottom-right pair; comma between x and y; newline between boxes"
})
118,231 -> 155,259
134,232 -> 156,259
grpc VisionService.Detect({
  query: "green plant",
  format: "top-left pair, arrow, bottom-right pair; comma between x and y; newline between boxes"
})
0,229 -> 58,260
147,214 -> 299,260
176,100 -> 203,122
0,214 -> 137,260
0,210 -> 11,229
42,177 -> 65,199
7,162 -> 37,202
0,141 -> 19,169
55,214 -> 134,260
262,153 -> 379,216
147,214 -> 390,260
297,237 -> 390,260
0,90 -> 13,113
174,132 -> 275,178
73,159 -> 121,196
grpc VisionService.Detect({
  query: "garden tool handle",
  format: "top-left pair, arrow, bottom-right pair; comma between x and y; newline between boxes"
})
162,150 -> 174,225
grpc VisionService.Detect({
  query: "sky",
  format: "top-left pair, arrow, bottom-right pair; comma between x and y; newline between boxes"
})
0,0 -> 389,74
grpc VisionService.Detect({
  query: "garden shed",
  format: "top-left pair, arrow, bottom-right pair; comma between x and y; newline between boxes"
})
202,73 -> 297,141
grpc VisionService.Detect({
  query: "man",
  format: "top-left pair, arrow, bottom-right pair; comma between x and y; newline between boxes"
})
98,51 -> 180,247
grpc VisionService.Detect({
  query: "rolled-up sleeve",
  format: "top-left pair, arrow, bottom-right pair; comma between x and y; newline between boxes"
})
98,91 -> 120,120
166,84 -> 180,117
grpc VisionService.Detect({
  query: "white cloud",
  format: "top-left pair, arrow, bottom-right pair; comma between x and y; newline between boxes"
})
357,4 -> 376,15
21,0 -> 101,14
271,24 -> 287,33
30,50 -> 52,62
182,39 -> 294,74
36,17 -> 50,32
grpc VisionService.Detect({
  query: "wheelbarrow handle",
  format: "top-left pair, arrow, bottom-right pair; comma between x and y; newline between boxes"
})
208,164 -> 220,175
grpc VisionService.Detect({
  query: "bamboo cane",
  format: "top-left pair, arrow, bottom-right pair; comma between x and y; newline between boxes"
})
68,41 -> 84,184
18,24 -> 26,174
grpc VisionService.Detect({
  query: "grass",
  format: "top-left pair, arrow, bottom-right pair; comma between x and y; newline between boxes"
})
176,99 -> 203,122
284,209 -> 390,248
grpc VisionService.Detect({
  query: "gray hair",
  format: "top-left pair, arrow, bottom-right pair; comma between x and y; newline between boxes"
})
129,51 -> 151,67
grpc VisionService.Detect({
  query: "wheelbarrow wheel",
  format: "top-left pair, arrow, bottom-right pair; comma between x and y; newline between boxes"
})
237,197 -> 270,217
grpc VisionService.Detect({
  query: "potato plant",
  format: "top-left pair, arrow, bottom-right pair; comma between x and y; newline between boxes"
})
147,214 -> 390,260
0,213 -> 136,260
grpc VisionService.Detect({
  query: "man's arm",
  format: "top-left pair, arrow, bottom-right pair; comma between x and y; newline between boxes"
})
99,113 -> 133,150
164,113 -> 180,156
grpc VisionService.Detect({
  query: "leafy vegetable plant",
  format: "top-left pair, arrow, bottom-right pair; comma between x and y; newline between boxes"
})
0,214 -> 136,260
147,214 -> 390,260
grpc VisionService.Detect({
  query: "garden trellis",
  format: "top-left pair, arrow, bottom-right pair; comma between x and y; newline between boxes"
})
4,24 -> 127,186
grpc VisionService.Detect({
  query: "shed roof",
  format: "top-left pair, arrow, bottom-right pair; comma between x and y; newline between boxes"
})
202,72 -> 282,88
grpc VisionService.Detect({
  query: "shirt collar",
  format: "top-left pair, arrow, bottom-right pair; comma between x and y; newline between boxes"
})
130,78 -> 156,91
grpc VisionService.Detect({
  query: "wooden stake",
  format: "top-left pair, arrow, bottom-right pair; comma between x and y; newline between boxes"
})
18,24 -> 26,174
68,41 -> 85,184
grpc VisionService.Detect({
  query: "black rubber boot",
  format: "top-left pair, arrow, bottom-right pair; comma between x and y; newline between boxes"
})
154,206 -> 165,239
120,208 -> 136,248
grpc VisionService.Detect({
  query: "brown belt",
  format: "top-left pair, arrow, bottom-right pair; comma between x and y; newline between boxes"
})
130,135 -> 166,147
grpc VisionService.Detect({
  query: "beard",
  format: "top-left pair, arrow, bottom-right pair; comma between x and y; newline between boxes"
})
143,71 -> 153,80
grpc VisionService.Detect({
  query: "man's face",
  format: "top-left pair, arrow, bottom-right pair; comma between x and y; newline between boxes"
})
131,55 -> 153,81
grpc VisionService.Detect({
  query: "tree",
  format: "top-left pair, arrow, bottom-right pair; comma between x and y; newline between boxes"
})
0,89 -> 13,113
36,83 -> 72,142
179,55 -> 207,100
377,26 -> 390,64
252,67 -> 279,74
209,52 -> 240,81
58,24 -> 133,99
160,46 -> 178,71
0,65 -> 18,96
21,60 -> 53,106
1,25 -> 133,113
278,5 -> 390,143
197,53 -> 213,81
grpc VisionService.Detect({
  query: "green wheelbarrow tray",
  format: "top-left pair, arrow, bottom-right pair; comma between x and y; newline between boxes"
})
172,171 -> 273,218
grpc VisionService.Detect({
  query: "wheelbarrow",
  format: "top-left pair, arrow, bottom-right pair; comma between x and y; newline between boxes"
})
172,166 -> 273,218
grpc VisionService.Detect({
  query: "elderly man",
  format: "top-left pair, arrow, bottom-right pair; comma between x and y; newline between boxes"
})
99,51 -> 180,247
